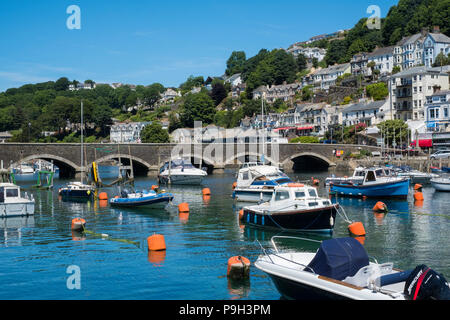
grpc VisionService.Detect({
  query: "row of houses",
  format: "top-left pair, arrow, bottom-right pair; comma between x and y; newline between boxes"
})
350,28 -> 450,76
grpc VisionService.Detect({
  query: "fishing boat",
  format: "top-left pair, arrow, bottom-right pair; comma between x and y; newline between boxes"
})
329,167 -> 410,198
242,184 -> 338,234
158,158 -> 207,185
110,188 -> 174,208
0,183 -> 35,217
431,177 -> 450,192
255,236 -> 450,300
58,100 -> 95,199
232,165 -> 293,203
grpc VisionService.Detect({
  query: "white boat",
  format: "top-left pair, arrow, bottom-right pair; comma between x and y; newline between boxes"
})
255,236 -> 450,300
11,160 -> 60,182
242,184 -> 338,234
325,167 -> 366,186
232,165 -> 293,203
158,158 -> 208,185
431,177 -> 450,192
0,183 -> 35,217
396,169 -> 438,184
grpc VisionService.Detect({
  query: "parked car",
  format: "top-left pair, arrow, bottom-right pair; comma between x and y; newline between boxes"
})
430,150 -> 450,160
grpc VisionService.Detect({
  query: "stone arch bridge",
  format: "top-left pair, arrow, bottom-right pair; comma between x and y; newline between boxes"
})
0,143 -> 380,176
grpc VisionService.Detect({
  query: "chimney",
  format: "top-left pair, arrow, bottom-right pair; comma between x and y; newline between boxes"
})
433,26 -> 440,33
421,27 -> 429,36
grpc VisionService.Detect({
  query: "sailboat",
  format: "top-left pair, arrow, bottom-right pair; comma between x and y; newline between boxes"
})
58,100 -> 95,199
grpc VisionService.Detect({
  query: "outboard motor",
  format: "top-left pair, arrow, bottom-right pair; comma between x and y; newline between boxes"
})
404,265 -> 450,300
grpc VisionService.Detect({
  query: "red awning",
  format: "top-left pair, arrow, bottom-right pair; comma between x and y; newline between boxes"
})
410,139 -> 433,148
296,126 -> 314,131
274,127 -> 295,132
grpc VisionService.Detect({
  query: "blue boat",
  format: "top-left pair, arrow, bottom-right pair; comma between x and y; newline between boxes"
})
109,189 -> 174,208
330,167 -> 410,199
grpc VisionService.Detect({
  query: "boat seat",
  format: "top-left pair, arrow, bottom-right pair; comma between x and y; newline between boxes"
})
343,263 -> 393,288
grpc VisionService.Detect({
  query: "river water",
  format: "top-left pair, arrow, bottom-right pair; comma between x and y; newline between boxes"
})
0,169 -> 449,300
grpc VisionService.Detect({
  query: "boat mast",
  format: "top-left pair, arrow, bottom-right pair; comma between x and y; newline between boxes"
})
261,93 -> 265,164
80,100 -> 84,184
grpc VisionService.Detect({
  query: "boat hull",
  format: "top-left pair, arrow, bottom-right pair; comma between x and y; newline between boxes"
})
0,202 -> 35,217
243,206 -> 337,234
158,174 -> 205,185
59,189 -> 94,199
232,188 -> 274,203
431,180 -> 450,192
330,179 -> 409,198
110,194 -> 174,208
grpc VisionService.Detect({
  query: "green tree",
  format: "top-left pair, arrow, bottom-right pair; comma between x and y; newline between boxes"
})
179,91 -> 216,127
377,120 -> 410,147
54,77 -> 70,91
140,122 -> 169,143
225,51 -> 246,76
296,54 -> 307,71
366,82 -> 389,100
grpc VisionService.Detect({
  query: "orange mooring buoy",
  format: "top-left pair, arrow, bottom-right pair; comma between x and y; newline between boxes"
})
147,234 -> 166,251
202,188 -> 211,196
348,222 -> 366,237
151,185 -> 159,191
414,184 -> 423,191
71,218 -> 86,232
414,191 -> 424,201
373,201 -> 388,213
239,209 -> 244,220
98,192 -> 108,200
178,203 -> 190,213
232,182 -> 237,190
227,256 -> 250,280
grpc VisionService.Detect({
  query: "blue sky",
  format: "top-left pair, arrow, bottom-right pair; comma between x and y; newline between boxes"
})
0,0 -> 399,92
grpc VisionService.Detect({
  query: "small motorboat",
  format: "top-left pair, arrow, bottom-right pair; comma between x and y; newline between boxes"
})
430,166 -> 444,174
396,170 -> 439,184
242,184 -> 338,234
232,165 -> 293,203
325,167 -> 366,186
110,188 -> 174,208
158,158 -> 207,185
0,183 -> 35,217
11,160 -> 60,182
431,177 -> 450,192
329,167 -> 410,198
58,182 -> 95,199
255,236 -> 450,300
442,167 -> 450,173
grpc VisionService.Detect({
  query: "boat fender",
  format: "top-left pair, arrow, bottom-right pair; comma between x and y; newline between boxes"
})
98,192 -> 108,200
178,203 -> 189,213
202,188 -> 211,196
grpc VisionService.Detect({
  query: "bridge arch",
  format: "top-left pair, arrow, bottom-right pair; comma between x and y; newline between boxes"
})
11,154 -> 81,178
91,154 -> 153,176
224,152 -> 280,167
283,152 -> 336,172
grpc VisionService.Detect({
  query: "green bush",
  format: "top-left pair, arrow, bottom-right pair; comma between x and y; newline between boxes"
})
289,136 -> 319,144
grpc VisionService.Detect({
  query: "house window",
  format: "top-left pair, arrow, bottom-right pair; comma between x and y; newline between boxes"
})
444,108 -> 449,118
430,109 -> 435,119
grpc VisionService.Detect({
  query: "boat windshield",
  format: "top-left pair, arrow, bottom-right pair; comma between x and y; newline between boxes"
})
274,191 -> 290,201
6,188 -> 18,197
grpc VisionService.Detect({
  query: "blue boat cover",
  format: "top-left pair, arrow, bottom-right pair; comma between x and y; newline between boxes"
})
307,238 -> 369,281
